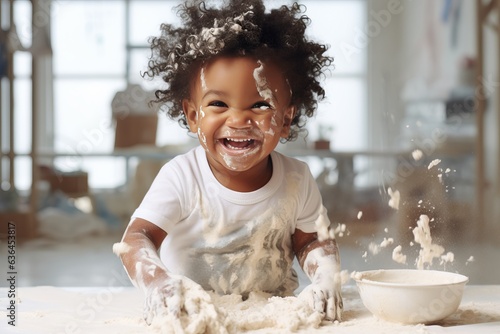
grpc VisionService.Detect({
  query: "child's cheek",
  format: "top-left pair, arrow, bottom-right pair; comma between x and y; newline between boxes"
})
259,112 -> 282,137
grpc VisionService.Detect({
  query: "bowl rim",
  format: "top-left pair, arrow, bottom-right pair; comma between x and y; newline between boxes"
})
353,269 -> 469,287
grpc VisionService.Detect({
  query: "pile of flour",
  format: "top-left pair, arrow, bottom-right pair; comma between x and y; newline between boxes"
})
213,292 -> 323,332
148,291 -> 323,334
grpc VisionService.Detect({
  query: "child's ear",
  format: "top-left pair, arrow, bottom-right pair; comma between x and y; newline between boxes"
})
280,106 -> 296,138
182,99 -> 198,133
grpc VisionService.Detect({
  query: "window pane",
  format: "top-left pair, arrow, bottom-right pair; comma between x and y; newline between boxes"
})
129,48 -> 161,90
54,156 -> 126,189
156,113 -> 196,147
52,1 -> 125,75
308,77 -> 366,151
130,50 -> 195,146
14,51 -> 31,77
14,157 -> 31,191
301,0 -> 366,75
54,79 -> 125,154
129,1 -> 181,45
14,79 -> 32,153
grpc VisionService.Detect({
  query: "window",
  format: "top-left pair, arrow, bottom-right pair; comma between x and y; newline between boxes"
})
0,0 -> 32,191
301,0 -> 367,151
31,0 -> 365,190
51,1 -> 127,188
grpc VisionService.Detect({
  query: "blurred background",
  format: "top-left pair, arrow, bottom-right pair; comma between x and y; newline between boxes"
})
0,0 -> 499,288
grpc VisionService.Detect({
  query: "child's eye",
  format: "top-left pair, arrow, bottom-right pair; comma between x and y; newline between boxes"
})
252,101 -> 272,110
207,100 -> 227,108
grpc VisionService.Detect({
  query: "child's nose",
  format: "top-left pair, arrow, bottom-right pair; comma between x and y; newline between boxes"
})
226,109 -> 252,128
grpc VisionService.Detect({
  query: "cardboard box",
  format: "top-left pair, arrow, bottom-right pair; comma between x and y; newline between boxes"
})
40,167 -> 89,198
314,140 -> 330,150
114,114 -> 158,149
58,172 -> 89,197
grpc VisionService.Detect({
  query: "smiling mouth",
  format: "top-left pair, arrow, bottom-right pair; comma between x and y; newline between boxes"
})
222,138 -> 257,150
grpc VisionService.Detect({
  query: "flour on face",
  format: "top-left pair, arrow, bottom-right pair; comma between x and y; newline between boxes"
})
197,106 -> 208,148
253,60 -> 276,109
200,67 -> 208,92
216,127 -> 265,170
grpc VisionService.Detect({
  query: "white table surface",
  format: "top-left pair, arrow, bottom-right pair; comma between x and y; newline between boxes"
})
1,285 -> 499,333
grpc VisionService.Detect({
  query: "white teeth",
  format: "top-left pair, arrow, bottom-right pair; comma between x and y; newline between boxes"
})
227,138 -> 252,142
223,137 -> 255,150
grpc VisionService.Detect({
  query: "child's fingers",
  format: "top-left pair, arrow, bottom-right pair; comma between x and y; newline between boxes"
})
298,285 -> 325,318
324,289 -> 343,321
324,293 -> 336,320
312,288 -> 326,316
335,292 -> 343,321
143,301 -> 154,325
143,293 -> 185,333
143,287 -> 165,325
143,281 -> 184,325
167,291 -> 182,316
299,283 -> 344,321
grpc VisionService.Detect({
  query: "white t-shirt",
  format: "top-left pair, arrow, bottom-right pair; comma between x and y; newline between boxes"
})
132,145 -> 328,296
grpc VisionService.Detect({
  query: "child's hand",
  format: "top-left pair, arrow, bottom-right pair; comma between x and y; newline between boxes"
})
296,240 -> 343,321
144,273 -> 227,334
298,276 -> 343,321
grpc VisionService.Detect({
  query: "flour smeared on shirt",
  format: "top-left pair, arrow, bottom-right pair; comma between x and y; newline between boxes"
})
187,171 -> 303,297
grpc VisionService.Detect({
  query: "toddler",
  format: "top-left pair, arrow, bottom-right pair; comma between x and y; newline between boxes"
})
115,0 -> 343,331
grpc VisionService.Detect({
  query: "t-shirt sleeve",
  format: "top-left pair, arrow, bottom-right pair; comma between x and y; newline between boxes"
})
295,163 -> 330,234
130,161 -> 184,233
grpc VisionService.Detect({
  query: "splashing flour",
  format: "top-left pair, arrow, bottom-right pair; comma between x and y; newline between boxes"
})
112,241 -> 131,256
412,214 -> 454,269
392,245 -> 407,264
387,187 -> 400,210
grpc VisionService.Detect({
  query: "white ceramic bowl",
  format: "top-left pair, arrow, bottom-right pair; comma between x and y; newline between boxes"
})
353,269 -> 468,324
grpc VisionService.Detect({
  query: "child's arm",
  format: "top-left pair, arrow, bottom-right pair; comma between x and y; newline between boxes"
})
293,229 -> 343,321
116,218 -> 168,293
114,218 -> 224,331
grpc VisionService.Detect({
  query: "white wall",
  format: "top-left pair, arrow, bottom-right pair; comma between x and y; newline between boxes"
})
368,0 -> 499,236
483,12 -> 499,236
368,0 -> 479,146
366,0 -> 405,151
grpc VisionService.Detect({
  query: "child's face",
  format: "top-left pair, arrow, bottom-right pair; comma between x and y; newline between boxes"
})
183,56 -> 294,176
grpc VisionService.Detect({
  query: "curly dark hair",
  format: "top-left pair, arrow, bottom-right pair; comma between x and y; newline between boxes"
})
144,0 -> 333,142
